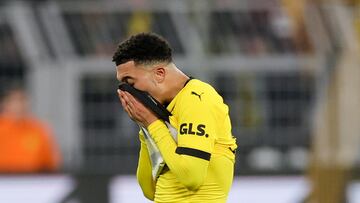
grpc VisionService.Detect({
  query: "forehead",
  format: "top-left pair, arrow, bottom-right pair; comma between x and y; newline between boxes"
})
116,61 -> 137,80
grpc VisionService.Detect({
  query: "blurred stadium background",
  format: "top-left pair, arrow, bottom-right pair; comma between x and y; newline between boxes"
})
0,0 -> 360,202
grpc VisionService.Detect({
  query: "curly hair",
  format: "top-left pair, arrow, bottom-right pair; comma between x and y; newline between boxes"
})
112,33 -> 172,66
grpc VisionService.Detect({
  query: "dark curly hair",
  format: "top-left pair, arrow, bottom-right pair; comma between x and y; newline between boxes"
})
112,33 -> 172,66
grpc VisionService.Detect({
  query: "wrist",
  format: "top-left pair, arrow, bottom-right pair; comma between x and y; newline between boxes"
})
145,118 -> 159,128
147,120 -> 168,143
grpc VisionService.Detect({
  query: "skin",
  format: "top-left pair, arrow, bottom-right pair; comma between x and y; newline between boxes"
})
0,89 -> 29,120
116,60 -> 189,127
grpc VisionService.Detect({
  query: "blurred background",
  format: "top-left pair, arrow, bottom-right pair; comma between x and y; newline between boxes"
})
0,0 -> 360,202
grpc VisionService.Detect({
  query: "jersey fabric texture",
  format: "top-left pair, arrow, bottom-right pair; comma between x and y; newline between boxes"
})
137,79 -> 237,203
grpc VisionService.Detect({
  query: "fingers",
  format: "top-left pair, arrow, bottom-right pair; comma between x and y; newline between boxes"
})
118,90 -> 134,119
123,92 -> 140,117
122,91 -> 139,106
120,91 -> 142,111
117,89 -> 157,127
117,90 -> 143,121
118,90 -> 128,109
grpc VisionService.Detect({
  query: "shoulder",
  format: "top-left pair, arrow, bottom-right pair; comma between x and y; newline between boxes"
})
180,79 -> 222,103
25,117 -> 52,136
185,79 -> 215,92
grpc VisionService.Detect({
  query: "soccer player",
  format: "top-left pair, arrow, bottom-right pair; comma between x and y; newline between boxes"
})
112,33 -> 237,203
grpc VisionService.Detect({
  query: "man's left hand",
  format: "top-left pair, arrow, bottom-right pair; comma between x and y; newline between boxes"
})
118,90 -> 158,128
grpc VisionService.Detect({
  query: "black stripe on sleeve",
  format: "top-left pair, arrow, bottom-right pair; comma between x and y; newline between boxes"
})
175,147 -> 211,161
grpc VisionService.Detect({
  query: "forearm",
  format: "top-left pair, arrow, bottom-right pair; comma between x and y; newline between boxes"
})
148,120 -> 209,191
136,135 -> 155,200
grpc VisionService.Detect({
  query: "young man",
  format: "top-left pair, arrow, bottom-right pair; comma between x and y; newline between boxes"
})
112,33 -> 237,203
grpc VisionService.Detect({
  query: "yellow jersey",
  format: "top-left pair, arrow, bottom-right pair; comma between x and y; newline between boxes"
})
137,79 -> 237,203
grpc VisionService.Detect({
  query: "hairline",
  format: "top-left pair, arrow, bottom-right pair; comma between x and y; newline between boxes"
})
117,59 -> 171,68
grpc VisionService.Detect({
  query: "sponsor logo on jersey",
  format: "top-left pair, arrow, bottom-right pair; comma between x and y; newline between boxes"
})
179,123 -> 209,137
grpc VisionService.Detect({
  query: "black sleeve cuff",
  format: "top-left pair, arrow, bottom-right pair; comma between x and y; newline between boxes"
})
175,147 -> 211,161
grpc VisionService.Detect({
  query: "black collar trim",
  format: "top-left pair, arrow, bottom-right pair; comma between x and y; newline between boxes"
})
184,76 -> 194,87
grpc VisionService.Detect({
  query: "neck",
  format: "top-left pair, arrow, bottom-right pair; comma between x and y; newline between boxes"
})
162,64 -> 189,104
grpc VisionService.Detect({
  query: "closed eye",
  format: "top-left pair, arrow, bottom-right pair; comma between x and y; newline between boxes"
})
121,76 -> 134,85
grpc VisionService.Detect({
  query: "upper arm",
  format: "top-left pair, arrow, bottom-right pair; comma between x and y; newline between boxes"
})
176,90 -> 216,160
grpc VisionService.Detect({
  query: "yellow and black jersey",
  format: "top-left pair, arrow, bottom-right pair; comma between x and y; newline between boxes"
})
137,78 -> 237,203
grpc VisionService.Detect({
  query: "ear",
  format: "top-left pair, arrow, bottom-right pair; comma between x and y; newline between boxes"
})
153,66 -> 166,83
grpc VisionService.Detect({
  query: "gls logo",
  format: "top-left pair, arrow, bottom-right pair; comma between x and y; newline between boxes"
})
179,123 -> 209,138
